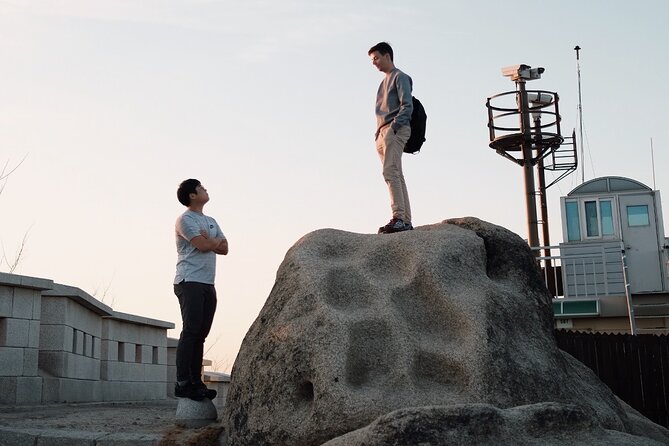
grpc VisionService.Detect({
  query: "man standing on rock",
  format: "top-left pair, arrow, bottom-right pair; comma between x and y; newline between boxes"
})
173,179 -> 228,400
369,41 -> 414,234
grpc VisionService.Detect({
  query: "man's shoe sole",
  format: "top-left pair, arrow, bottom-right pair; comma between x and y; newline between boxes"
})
381,226 -> 412,234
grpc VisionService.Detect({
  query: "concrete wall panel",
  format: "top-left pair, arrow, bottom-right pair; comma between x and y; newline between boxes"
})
0,318 -> 30,347
40,377 -> 62,402
16,376 -> 42,403
11,288 -> 35,319
32,292 -> 41,319
66,300 -> 102,336
140,345 -> 152,364
39,324 -> 71,351
101,381 -> 121,401
100,339 -> 118,361
38,351 -> 65,377
42,377 -> 101,403
28,320 -> 40,348
23,347 -> 38,376
39,297 -> 67,325
0,347 -> 24,376
67,352 -> 99,380
0,377 -> 18,404
157,346 -> 167,365
145,363 -> 167,382
74,329 -> 84,355
0,286 -> 13,317
84,333 -> 93,357
93,336 -> 101,360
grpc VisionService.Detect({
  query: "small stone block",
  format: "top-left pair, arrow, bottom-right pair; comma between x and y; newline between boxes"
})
0,318 -> 30,347
0,377 -> 18,404
84,333 -> 93,357
32,293 -> 41,319
16,376 -> 42,403
74,329 -> 84,354
23,348 -> 38,376
93,337 -> 101,359
0,286 -> 13,317
0,347 -> 24,376
175,397 -> 218,428
28,320 -> 40,348
37,324 -> 66,353
12,288 -> 35,319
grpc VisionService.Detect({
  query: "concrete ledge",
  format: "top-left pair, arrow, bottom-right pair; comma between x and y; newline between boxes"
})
0,426 -> 162,446
41,377 -> 102,403
0,376 -> 42,404
43,283 -> 113,316
0,272 -> 53,291
105,311 -> 175,330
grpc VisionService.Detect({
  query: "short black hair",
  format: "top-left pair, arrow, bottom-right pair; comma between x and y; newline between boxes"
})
177,179 -> 200,206
368,42 -> 393,62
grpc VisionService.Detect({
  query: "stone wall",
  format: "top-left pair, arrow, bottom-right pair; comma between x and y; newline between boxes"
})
0,272 -> 174,404
0,273 -> 52,404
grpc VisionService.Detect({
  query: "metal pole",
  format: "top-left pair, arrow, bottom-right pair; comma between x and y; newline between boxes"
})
533,117 -> 551,251
517,80 -> 540,249
575,45 -> 585,184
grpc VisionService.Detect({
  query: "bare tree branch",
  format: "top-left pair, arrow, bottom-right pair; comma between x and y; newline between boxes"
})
2,225 -> 32,273
1,155 -> 30,273
91,273 -> 116,307
0,155 -> 28,195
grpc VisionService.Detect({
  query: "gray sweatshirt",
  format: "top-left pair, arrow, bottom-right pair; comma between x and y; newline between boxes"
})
375,68 -> 413,137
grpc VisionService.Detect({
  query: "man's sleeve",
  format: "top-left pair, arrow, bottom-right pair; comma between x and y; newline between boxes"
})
176,215 -> 201,241
214,220 -> 226,240
392,73 -> 414,131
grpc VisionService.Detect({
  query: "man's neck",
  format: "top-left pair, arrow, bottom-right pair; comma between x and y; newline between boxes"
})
383,64 -> 396,75
188,204 -> 205,214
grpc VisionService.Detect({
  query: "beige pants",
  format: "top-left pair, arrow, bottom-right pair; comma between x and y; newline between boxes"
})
376,124 -> 412,223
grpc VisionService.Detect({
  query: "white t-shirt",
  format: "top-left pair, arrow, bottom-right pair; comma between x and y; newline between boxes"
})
174,210 -> 225,285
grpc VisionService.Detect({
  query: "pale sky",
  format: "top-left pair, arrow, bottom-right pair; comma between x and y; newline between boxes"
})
2,0 -> 668,372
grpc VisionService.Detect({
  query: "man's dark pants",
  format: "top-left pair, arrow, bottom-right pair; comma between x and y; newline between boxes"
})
173,281 -> 217,383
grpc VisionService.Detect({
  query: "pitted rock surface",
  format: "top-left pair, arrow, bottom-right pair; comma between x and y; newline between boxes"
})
321,403 -> 667,446
223,218 -> 669,446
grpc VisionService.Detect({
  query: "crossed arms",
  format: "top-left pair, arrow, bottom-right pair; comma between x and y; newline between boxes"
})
190,231 -> 229,255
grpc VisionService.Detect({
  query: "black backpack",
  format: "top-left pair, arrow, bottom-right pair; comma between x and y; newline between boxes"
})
404,96 -> 427,154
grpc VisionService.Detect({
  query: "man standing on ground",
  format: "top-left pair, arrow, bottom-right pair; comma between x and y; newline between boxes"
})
369,41 -> 414,234
173,179 -> 228,400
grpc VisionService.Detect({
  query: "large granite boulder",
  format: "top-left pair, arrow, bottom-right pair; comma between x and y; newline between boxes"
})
223,218 -> 669,446
321,403 -> 667,446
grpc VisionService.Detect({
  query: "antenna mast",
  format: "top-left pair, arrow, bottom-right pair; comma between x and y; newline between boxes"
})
651,137 -> 656,189
575,45 -> 585,183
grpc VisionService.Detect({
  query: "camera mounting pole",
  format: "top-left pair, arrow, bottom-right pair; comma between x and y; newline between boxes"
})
486,65 -> 577,253
515,75 -> 540,249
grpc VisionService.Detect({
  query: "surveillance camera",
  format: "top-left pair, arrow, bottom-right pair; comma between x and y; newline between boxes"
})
528,67 -> 544,80
501,64 -> 531,78
527,92 -> 553,105
501,64 -> 544,81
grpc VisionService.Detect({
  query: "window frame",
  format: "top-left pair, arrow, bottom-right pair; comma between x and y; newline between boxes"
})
626,204 -> 650,227
564,197 -> 618,242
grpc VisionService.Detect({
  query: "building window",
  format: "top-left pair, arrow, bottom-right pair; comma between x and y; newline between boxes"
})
565,201 -> 581,241
627,205 -> 649,227
584,201 -> 599,237
600,200 -> 614,235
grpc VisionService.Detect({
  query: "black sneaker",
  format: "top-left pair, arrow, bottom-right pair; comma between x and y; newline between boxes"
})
174,382 -> 206,401
378,218 -> 412,234
192,380 -> 217,400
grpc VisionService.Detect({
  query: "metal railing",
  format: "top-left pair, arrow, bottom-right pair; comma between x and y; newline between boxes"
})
532,243 -> 636,334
